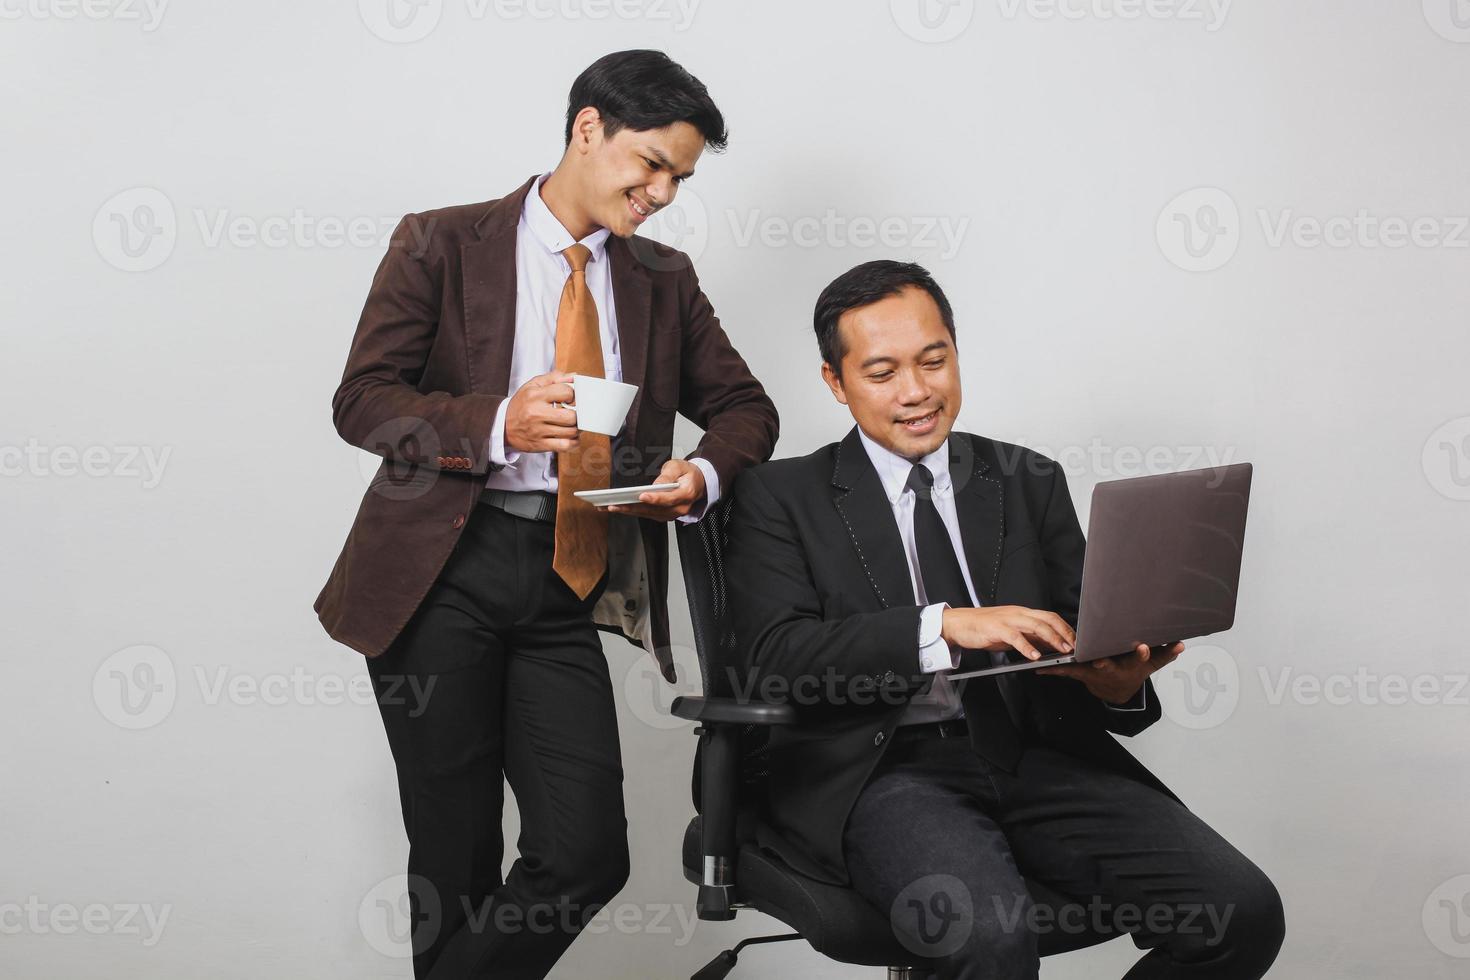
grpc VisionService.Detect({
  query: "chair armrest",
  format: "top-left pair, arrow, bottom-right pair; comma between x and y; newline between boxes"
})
671,696 -> 796,726
682,695 -> 794,921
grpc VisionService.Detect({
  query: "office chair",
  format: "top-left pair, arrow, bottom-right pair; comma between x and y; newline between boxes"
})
671,495 -> 1118,979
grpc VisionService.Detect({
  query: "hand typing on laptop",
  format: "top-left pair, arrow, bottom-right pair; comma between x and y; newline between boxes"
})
939,604 -> 1077,661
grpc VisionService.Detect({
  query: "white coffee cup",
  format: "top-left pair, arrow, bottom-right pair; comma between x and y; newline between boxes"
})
563,374 -> 638,436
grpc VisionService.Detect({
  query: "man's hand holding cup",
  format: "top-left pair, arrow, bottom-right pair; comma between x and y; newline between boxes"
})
505,372 -> 580,454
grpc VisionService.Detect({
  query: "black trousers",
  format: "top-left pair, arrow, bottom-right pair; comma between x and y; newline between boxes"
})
842,730 -> 1286,980
366,500 -> 627,980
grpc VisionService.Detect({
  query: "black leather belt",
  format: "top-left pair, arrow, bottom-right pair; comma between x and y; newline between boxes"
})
896,717 -> 970,739
479,488 -> 558,523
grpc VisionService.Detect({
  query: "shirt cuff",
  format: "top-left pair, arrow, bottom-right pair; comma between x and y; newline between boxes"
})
488,399 -> 521,468
1106,685 -> 1149,712
917,602 -> 957,673
676,457 -> 720,524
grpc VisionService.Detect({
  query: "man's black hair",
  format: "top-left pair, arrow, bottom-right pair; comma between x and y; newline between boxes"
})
564,50 -> 728,150
813,260 -> 957,373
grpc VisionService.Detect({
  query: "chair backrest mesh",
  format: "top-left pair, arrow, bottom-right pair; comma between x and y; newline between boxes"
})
675,494 -> 739,698
676,492 -> 773,799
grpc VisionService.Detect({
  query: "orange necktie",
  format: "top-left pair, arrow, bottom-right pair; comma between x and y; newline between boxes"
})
551,243 -> 611,599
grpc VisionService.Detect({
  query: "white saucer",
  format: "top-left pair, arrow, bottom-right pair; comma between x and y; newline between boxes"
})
573,483 -> 680,507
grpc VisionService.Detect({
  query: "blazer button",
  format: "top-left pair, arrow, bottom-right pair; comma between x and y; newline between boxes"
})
451,513 -> 465,529
883,670 -> 896,683
873,731 -> 885,747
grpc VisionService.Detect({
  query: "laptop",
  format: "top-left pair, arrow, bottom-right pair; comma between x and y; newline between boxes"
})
948,462 -> 1253,680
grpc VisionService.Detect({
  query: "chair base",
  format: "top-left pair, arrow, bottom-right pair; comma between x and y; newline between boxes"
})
690,933 -> 801,980
690,932 -> 918,980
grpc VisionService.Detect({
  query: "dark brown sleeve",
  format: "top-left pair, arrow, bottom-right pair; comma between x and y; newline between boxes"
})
331,214 -> 502,475
675,264 -> 780,489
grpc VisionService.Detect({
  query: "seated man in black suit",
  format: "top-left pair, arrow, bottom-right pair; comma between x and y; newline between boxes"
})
724,260 -> 1284,979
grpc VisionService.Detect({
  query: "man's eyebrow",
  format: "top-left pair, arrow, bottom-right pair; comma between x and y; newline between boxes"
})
646,146 -> 695,180
859,341 -> 951,371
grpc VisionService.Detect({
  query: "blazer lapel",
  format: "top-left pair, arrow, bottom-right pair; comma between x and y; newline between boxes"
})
607,235 -> 652,436
947,433 -> 1006,606
461,175 -> 537,397
831,426 -> 916,609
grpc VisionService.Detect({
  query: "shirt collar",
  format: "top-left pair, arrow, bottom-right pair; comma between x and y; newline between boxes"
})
855,427 -> 953,506
523,171 -> 610,264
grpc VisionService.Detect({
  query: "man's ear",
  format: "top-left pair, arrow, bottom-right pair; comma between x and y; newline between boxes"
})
569,107 -> 602,154
820,362 -> 849,406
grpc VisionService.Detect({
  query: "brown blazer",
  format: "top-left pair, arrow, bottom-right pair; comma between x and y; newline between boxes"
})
314,175 -> 779,680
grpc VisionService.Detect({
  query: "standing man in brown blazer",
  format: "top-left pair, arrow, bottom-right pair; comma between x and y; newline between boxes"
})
314,50 -> 778,979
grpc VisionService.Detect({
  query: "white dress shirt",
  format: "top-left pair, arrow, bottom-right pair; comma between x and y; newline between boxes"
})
856,428 -> 971,725
485,172 -> 718,521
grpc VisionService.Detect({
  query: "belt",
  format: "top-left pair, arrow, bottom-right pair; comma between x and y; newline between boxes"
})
479,488 -> 558,523
895,717 -> 970,739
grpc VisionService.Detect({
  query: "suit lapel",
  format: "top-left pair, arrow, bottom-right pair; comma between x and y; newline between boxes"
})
948,433 -> 1006,606
606,235 -> 652,436
831,427 -> 916,609
461,175 -> 537,397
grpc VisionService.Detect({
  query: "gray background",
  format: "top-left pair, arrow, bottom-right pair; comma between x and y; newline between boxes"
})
4,1 -> 1469,976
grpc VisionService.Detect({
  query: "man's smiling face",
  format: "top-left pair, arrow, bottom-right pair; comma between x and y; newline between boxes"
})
573,112 -> 705,238
821,285 -> 962,461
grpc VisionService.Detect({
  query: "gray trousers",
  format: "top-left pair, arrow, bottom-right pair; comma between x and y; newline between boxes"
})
842,730 -> 1285,979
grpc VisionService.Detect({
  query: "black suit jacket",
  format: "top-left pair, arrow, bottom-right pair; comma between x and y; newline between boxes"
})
726,427 -> 1179,886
